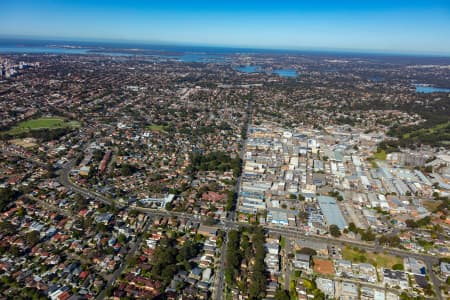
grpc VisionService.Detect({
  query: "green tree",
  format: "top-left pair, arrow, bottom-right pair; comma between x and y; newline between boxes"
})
360,229 -> 376,241
400,292 -> 413,300
203,215 -> 216,226
117,234 -> 127,244
348,222 -> 357,233
379,234 -> 401,247
417,216 -> 431,227
225,190 -> 235,211
405,219 -> 418,228
249,226 -> 266,299
274,288 -> 290,300
297,247 -> 317,256
0,187 -> 18,212
126,255 -> 138,267
225,230 -> 241,286
298,211 -> 308,222
165,202 -> 173,211
329,225 -> 341,237
26,230 -> 40,245
177,240 -> 199,263
120,164 -> 137,176
17,206 -> 25,217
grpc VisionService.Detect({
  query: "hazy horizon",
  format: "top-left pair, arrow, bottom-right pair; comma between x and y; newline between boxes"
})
1,35 -> 450,58
1,0 -> 449,56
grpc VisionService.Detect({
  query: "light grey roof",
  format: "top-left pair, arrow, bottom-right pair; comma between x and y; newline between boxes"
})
318,196 -> 347,230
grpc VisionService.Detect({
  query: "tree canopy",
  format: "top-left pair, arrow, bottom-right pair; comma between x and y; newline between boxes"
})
329,225 -> 341,237
0,187 -> 19,212
188,151 -> 242,176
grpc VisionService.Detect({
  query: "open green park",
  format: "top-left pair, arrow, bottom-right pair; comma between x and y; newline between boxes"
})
3,117 -> 80,136
342,246 -> 403,268
146,124 -> 168,132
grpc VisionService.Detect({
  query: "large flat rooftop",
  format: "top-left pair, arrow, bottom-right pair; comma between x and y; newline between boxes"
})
318,196 -> 347,230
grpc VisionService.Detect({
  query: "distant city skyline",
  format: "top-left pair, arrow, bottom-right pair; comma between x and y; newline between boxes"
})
1,0 -> 450,55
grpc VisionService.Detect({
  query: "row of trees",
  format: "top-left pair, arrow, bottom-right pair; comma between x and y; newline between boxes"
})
225,226 -> 267,299
225,230 -> 241,286
248,227 -> 266,299
328,190 -> 344,201
332,222 -> 399,247
347,222 -> 376,241
225,190 -> 236,211
405,216 -> 431,228
379,235 -> 401,247
337,222 -> 400,247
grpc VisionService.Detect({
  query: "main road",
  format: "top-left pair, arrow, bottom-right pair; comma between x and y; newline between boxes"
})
212,231 -> 228,300
213,96 -> 253,300
58,156 -> 443,300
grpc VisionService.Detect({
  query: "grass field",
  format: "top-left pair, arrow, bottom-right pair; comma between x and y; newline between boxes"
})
146,124 -> 168,132
342,246 -> 402,268
5,117 -> 80,135
402,121 -> 450,139
372,150 -> 387,160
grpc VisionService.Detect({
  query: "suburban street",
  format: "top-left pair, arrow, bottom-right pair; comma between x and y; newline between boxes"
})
212,231 -> 228,300
57,156 -> 443,300
283,237 -> 293,291
96,220 -> 151,300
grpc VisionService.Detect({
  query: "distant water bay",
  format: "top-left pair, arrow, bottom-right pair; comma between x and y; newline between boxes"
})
414,84 -> 450,93
0,46 -> 90,55
0,45 -> 135,57
235,65 -> 297,77
0,40 -> 229,61
272,69 -> 297,77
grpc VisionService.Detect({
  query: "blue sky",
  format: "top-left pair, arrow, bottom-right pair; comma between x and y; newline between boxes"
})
1,0 -> 450,54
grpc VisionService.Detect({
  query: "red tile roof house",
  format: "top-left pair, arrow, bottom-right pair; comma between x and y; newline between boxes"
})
123,274 -> 162,297
78,209 -> 89,217
201,191 -> 226,202
79,270 -> 89,281
3,207 -> 18,218
58,291 -> 71,300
